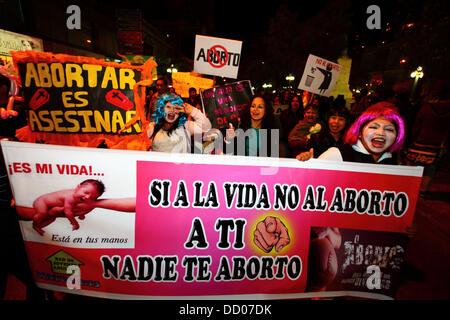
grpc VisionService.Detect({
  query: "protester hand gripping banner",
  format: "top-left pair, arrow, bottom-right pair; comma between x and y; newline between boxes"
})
200,80 -> 253,129
194,35 -> 242,79
2,140 -> 423,299
10,51 -> 157,150
298,54 -> 342,97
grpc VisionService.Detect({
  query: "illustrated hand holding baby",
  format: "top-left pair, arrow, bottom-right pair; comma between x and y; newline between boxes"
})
73,198 -> 96,212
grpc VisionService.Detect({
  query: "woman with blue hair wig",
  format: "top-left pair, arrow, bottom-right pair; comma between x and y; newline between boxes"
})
147,93 -> 211,153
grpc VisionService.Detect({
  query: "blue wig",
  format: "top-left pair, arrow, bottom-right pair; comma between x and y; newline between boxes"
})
152,93 -> 188,127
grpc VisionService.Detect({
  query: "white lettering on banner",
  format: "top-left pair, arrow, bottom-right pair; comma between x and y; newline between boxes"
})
342,239 -> 405,272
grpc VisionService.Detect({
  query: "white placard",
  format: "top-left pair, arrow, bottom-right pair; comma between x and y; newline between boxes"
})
298,54 -> 342,97
194,35 -> 242,79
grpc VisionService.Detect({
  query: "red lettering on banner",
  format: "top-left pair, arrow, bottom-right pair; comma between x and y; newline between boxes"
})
216,116 -> 229,125
9,162 -> 32,174
234,83 -> 244,92
204,91 -> 215,98
9,162 -> 105,176
55,164 -> 103,176
36,163 -> 52,174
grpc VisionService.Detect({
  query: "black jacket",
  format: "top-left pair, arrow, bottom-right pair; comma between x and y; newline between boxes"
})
338,143 -> 397,165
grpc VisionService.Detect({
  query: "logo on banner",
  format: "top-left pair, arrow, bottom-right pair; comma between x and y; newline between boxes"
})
207,45 -> 229,68
194,35 -> 242,79
46,250 -> 84,274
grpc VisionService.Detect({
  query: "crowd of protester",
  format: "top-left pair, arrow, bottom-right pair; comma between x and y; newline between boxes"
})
2,73 -> 449,193
139,77 -> 449,194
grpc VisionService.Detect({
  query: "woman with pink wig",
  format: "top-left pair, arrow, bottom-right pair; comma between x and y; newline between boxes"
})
299,103 -> 417,293
297,102 -> 406,164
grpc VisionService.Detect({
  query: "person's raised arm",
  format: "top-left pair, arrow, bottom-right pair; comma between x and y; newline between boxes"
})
182,103 -> 211,135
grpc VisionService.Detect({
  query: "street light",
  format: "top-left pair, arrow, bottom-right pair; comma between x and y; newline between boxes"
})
410,66 -> 424,79
167,64 -> 178,74
285,75 -> 295,81
410,66 -> 424,101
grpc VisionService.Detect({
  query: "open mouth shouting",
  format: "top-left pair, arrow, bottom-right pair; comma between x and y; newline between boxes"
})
166,113 -> 178,122
360,116 -> 397,155
164,102 -> 182,123
371,137 -> 386,149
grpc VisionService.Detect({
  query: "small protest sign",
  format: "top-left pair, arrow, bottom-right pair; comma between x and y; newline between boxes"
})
11,51 -> 156,150
200,80 -> 253,129
298,54 -> 342,97
171,72 -> 215,98
194,35 -> 242,79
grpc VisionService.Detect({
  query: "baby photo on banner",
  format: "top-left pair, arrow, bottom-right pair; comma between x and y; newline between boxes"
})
5,143 -> 137,249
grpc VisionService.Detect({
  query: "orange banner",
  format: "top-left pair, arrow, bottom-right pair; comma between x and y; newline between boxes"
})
11,51 -> 157,150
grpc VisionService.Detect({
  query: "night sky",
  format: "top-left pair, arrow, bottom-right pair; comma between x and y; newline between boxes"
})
129,0 -> 330,43
212,0 -> 329,41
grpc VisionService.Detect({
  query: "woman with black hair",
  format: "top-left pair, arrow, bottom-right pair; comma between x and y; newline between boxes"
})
224,95 -> 280,157
288,104 -> 323,157
296,106 -> 351,160
279,95 -> 304,158
280,95 -> 304,141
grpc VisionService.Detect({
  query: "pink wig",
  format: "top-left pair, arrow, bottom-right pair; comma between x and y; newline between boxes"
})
345,102 -> 406,152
